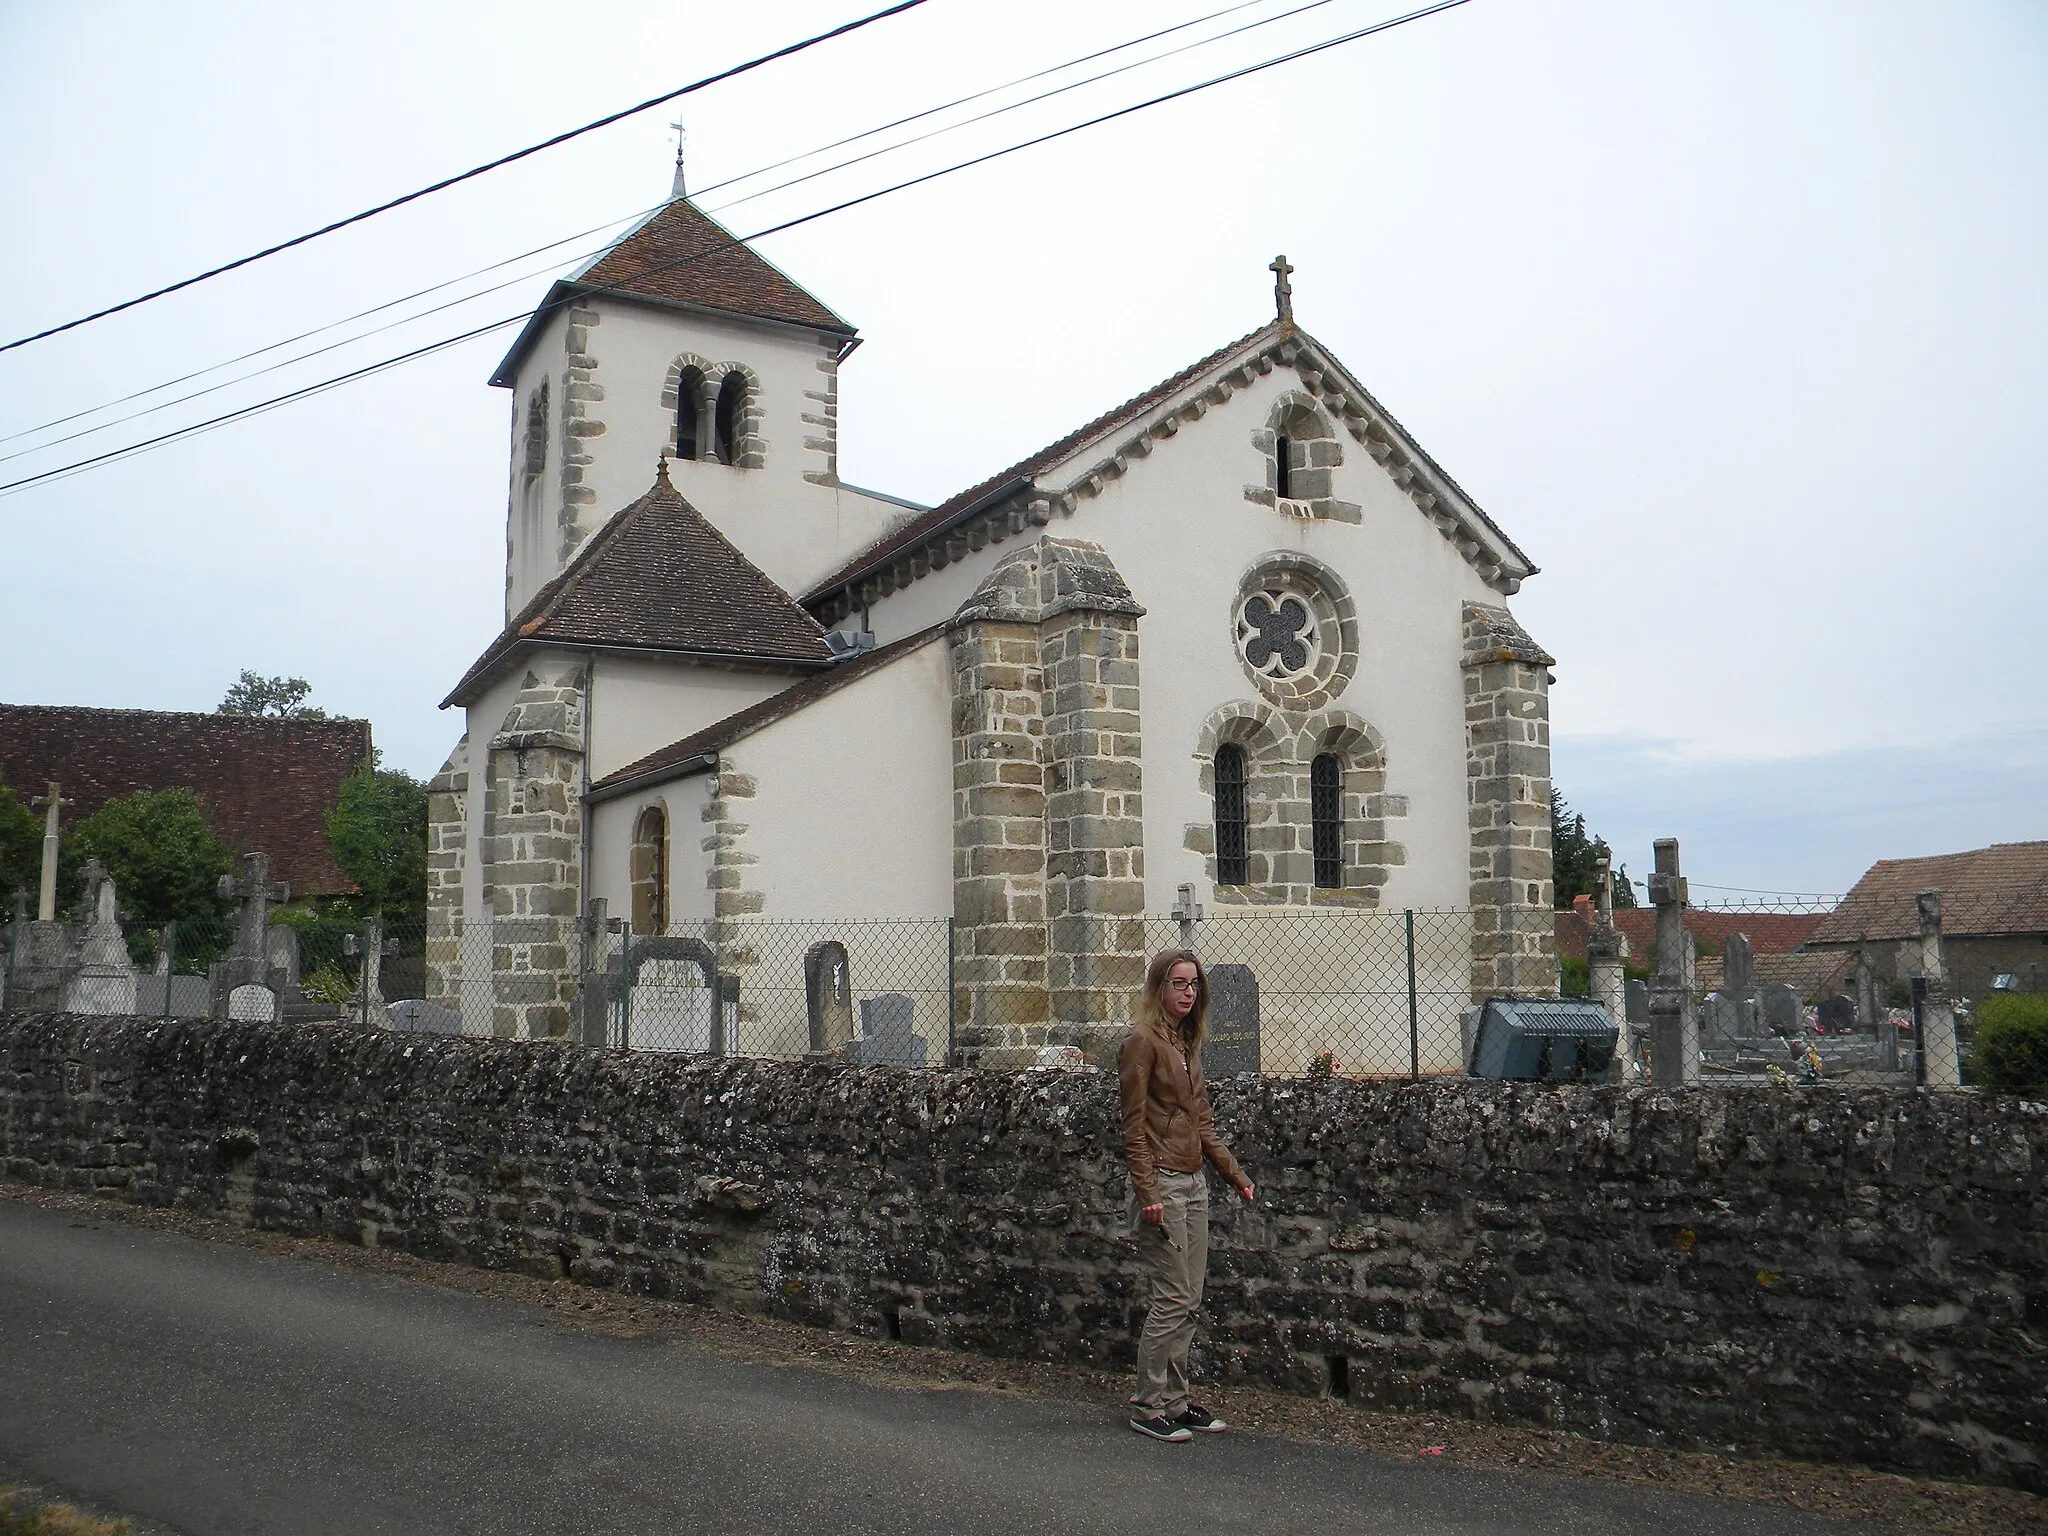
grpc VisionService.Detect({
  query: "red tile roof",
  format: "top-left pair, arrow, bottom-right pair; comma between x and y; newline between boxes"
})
578,198 -> 852,334
1555,906 -> 1827,964
0,706 -> 371,897
443,465 -> 833,708
1811,842 -> 2048,944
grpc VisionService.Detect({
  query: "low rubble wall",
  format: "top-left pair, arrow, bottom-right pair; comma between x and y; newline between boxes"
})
2,1012 -> 2041,1490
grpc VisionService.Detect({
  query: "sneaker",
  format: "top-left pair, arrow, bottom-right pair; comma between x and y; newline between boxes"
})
1128,1414 -> 1193,1442
1172,1404 -> 1228,1433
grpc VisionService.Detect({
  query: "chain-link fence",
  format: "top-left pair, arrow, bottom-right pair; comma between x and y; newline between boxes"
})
8,881 -> 2039,1087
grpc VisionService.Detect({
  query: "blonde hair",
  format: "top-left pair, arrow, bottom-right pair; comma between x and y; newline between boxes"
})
1136,948 -> 1209,1049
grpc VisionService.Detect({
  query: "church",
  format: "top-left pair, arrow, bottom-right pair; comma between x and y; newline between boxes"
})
425,182 -> 1559,1067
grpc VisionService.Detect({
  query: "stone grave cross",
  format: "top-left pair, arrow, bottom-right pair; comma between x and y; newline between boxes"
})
29,783 -> 69,922
219,852 -> 289,960
1646,837 -> 1699,1085
1586,856 -> 1631,1077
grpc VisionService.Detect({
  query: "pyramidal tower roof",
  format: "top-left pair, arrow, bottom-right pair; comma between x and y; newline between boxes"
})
490,197 -> 854,387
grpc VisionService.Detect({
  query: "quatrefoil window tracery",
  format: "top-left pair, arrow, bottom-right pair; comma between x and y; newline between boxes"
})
1238,590 -> 1317,678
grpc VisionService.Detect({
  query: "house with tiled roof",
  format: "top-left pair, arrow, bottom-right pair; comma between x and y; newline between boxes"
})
429,182 -> 1557,1065
0,705 -> 371,898
1809,842 -> 2048,999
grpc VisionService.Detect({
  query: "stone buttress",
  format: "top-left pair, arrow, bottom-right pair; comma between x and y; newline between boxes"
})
1461,603 -> 1557,999
949,537 -> 1146,1066
424,738 -> 469,1012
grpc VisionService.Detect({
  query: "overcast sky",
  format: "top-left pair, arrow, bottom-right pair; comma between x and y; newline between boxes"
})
1,0 -> 2041,896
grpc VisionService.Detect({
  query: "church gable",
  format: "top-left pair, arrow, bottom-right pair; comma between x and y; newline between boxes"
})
805,315 -> 1536,628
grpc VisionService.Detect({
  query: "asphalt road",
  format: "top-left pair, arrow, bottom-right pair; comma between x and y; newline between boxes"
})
0,1201 -> 1906,1536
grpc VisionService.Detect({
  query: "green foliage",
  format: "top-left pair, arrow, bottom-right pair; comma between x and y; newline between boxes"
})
301,963 -> 356,1006
1968,993 -> 2048,1092
1886,979 -> 1914,1009
325,755 -> 428,915
1550,789 -> 1635,909
1560,955 -> 1591,997
0,781 -> 39,912
217,670 -> 326,719
65,790 -> 235,971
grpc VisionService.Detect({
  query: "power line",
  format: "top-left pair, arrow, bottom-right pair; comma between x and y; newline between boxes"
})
0,0 -> 1335,459
0,0 -> 1477,499
0,0 -> 933,357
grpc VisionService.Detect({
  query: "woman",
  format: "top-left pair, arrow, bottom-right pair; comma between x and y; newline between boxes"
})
1118,947 -> 1256,1442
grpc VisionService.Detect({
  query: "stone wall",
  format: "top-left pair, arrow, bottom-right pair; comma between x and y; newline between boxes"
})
2,1012 -> 2040,1493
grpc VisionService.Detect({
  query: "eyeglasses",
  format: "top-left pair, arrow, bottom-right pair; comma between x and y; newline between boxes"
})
1164,978 -> 1200,992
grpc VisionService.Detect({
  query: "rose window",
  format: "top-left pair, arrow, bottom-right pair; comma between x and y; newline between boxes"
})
1237,591 -> 1317,678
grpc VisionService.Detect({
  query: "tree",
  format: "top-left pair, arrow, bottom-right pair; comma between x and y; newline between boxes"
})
218,671 -> 327,719
1550,789 -> 1636,909
0,779 -> 40,912
68,789 -> 234,927
325,756 -> 428,915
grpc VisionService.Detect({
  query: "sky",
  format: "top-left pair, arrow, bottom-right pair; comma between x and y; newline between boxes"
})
0,0 -> 2041,896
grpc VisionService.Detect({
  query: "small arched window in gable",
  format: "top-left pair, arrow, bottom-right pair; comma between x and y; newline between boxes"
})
1274,431 -> 1293,500
714,371 -> 747,466
1311,752 -> 1344,889
1214,744 -> 1249,885
630,806 -> 668,936
522,382 -> 549,480
675,367 -> 706,461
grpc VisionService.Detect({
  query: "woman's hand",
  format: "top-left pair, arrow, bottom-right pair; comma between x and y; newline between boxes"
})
1237,1183 -> 1256,1203
1140,1203 -> 1165,1225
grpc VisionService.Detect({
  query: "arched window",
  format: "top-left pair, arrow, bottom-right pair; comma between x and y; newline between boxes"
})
675,367 -> 705,461
1311,753 -> 1343,889
630,806 -> 668,935
1214,744 -> 1249,885
714,371 -> 747,466
1274,432 -> 1292,500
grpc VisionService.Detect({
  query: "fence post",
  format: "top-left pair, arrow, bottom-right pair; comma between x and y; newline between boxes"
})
618,927 -> 633,1051
1405,909 -> 1419,1082
945,916 -> 956,1067
160,921 -> 178,1021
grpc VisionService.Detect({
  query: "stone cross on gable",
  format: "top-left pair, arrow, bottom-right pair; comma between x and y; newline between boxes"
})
1270,254 -> 1295,323
218,851 -> 290,958
30,782 -> 70,923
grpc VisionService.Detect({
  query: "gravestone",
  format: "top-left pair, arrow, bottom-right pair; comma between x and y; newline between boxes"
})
1698,993 -> 1742,1050
228,983 -> 278,1021
1623,979 -> 1650,1026
855,993 -> 927,1066
1760,982 -> 1802,1036
805,942 -> 855,1055
208,852 -> 297,1019
1722,933 -> 1756,999
64,866 -> 137,1016
1817,994 -> 1855,1033
1203,964 -> 1261,1077
388,999 -> 462,1035
136,972 -> 209,1018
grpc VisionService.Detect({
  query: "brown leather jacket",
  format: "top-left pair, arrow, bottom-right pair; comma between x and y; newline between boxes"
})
1118,1014 -> 1245,1206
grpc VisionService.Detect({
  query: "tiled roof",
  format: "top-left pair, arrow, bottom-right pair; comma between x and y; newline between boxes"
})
1555,906 -> 1827,964
0,705 -> 371,897
799,324 -> 1278,606
799,320 -> 1534,612
1811,842 -> 2048,944
582,198 -> 852,334
442,465 -> 832,708
588,625 -> 947,798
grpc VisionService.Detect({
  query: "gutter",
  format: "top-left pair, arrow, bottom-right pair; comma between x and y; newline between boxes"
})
441,638 -> 832,711
801,475 -> 1034,611
584,752 -> 717,808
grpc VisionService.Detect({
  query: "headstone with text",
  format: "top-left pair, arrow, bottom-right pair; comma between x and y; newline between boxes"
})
1203,964 -> 1261,1077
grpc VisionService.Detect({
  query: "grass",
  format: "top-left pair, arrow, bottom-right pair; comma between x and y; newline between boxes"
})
0,1487 -> 129,1536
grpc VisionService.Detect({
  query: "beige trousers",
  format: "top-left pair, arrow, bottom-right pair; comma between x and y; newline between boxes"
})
1129,1169 -> 1209,1417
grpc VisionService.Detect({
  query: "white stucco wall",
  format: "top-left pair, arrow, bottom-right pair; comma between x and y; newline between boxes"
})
587,655 -> 790,781
855,354 -> 1520,917
587,772 -> 715,929
720,634 -> 954,920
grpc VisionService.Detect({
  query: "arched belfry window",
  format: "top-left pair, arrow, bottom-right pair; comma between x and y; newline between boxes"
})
714,372 -> 747,466
1311,753 -> 1343,889
1214,744 -> 1249,885
675,367 -> 705,461
1274,432 -> 1293,500
631,806 -> 668,936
